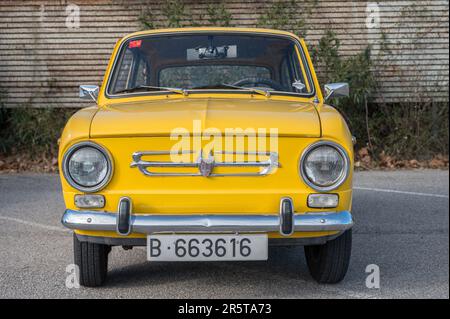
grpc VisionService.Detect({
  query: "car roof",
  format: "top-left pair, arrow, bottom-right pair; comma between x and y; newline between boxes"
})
120,27 -> 303,42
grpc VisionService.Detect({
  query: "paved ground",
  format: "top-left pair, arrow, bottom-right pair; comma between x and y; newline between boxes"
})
0,170 -> 448,299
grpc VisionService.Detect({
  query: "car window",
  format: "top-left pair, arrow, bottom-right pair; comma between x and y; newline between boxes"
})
159,65 -> 271,89
111,49 -> 134,93
107,33 -> 314,96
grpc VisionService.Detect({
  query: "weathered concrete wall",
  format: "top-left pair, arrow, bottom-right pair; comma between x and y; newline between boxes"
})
0,0 -> 448,108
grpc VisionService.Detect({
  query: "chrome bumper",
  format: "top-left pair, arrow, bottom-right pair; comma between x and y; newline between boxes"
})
61,198 -> 353,236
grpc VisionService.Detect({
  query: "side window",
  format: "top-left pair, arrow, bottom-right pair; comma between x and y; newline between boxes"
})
111,49 -> 133,93
109,49 -> 149,93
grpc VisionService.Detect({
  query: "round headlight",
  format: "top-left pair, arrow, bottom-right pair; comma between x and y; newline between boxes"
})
63,142 -> 113,192
300,141 -> 349,191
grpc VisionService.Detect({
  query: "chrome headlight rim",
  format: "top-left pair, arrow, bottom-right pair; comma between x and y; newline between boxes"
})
300,140 -> 350,192
62,141 -> 113,193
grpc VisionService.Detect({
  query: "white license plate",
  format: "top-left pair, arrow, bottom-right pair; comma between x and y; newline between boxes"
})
147,234 -> 268,261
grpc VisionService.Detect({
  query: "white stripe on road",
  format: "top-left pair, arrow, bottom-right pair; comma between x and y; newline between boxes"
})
354,187 -> 449,199
0,215 -> 70,233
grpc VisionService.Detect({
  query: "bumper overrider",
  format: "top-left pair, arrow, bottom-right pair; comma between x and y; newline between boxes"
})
62,197 -> 353,244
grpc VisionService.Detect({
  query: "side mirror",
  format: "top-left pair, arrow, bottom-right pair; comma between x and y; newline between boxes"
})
79,85 -> 99,102
324,83 -> 349,101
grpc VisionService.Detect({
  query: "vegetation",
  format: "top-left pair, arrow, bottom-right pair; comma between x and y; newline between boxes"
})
368,102 -> 448,161
257,0 -> 317,37
138,8 -> 156,30
0,107 -> 76,157
162,0 -> 187,28
311,30 -> 448,163
207,2 -> 231,27
311,31 -> 377,153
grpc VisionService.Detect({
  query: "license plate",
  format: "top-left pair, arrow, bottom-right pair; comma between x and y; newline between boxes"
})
147,234 -> 268,261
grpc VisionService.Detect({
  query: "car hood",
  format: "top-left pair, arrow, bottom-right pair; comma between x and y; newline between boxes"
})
90,98 -> 321,137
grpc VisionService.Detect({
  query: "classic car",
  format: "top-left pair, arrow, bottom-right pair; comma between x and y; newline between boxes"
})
60,27 -> 354,287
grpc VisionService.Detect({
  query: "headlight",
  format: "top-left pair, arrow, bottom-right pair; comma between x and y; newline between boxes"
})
300,141 -> 349,191
62,142 -> 113,192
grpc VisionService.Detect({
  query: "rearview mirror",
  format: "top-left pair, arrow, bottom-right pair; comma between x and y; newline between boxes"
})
324,83 -> 349,101
187,45 -> 237,61
79,85 -> 99,102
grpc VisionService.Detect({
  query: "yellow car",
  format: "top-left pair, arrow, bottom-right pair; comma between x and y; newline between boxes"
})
60,27 -> 354,287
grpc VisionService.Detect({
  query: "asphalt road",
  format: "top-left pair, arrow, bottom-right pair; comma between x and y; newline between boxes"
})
0,170 -> 448,299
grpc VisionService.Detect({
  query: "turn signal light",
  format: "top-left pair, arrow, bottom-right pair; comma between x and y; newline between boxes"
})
75,195 -> 105,208
307,194 -> 339,208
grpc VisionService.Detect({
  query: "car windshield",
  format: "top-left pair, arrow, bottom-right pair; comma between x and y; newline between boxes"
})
107,33 -> 314,97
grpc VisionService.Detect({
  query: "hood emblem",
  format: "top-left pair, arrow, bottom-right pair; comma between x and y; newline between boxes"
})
197,151 -> 215,177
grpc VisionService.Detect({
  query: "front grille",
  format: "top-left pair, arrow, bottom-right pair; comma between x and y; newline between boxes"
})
130,150 -> 279,177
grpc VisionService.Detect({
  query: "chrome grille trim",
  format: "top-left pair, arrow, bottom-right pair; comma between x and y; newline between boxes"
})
130,150 -> 279,177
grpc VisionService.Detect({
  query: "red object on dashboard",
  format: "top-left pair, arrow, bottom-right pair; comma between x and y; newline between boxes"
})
129,40 -> 142,49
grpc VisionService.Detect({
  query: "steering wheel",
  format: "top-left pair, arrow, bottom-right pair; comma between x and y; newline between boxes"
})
232,77 -> 284,91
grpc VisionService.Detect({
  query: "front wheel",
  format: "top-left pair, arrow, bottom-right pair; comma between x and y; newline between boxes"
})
304,229 -> 352,284
73,234 -> 110,287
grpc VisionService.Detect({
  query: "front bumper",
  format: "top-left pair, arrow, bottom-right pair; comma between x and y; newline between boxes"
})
61,198 -> 353,237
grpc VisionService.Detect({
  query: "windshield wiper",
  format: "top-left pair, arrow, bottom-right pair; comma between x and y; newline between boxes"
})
114,85 -> 188,96
196,83 -> 271,97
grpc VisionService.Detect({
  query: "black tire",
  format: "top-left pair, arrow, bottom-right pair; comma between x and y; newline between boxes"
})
73,233 -> 110,287
304,229 -> 352,284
